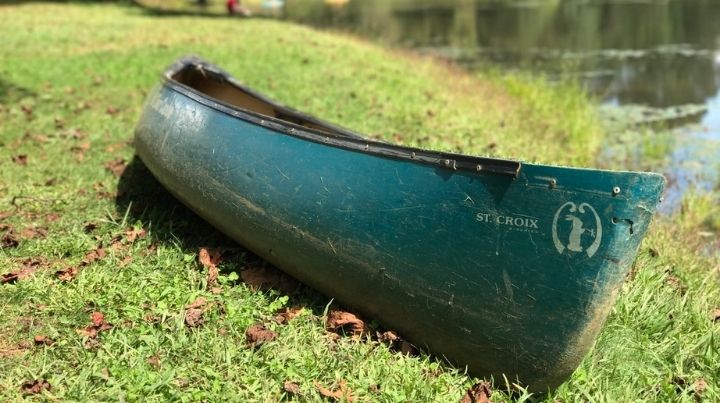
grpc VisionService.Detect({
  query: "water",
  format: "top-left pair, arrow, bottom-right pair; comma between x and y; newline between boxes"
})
266,0 -> 720,210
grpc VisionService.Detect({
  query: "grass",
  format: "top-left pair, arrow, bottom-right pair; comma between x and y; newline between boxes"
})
0,3 -> 718,401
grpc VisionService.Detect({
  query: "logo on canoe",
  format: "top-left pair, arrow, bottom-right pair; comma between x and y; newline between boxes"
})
552,202 -> 602,257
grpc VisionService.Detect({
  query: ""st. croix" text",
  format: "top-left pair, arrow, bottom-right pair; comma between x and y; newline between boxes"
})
475,212 -> 540,231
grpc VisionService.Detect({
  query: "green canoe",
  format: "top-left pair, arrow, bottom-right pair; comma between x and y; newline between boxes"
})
134,56 -> 665,391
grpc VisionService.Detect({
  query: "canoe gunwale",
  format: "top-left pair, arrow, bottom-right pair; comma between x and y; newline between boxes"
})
161,56 -> 522,177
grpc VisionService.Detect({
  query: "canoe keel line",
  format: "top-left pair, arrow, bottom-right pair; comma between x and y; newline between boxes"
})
134,56 -> 665,391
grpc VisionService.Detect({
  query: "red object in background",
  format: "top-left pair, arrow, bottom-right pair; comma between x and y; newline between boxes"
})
226,0 -> 238,15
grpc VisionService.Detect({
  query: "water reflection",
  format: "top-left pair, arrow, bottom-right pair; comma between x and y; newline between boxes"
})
278,0 -> 720,209
282,0 -> 720,108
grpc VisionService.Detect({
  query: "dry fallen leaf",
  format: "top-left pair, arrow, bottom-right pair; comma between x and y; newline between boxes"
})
71,142 -> 91,161
1,258 -> 45,284
33,335 -> 54,346
147,355 -> 161,368
20,226 -> 47,240
12,154 -> 28,166
284,380 -> 301,396
21,379 -> 51,395
125,227 -> 147,243
245,323 -> 277,347
184,297 -> 208,328
45,212 -> 61,222
377,330 -> 416,355
326,310 -> 366,336
241,266 -> 298,294
55,267 -> 78,281
104,158 -> 127,177
694,378 -> 708,399
459,382 -> 492,403
378,330 -> 399,343
77,311 -> 113,341
1,227 -> 20,248
712,308 -> 720,323
198,247 -> 222,267
82,246 -> 106,266
186,297 -> 207,310
198,247 -> 221,288
274,307 -> 303,324
314,380 -> 353,402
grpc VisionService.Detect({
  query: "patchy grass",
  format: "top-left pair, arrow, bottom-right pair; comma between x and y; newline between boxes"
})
0,3 -> 718,401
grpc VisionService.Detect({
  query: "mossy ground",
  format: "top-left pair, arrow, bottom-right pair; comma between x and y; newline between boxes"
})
0,3 -> 718,401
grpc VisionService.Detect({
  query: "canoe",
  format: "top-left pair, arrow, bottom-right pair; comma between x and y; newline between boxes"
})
134,56 -> 665,391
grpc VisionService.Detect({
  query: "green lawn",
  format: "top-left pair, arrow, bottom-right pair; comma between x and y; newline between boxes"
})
0,3 -> 718,401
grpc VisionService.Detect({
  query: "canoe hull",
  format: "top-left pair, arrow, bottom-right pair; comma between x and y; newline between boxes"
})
135,63 -> 664,390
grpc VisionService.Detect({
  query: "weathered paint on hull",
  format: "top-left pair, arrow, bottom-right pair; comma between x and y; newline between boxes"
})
134,60 -> 664,391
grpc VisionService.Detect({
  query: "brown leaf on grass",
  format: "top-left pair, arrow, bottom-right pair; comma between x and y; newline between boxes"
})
241,266 -> 298,295
119,255 -> 133,268
0,211 -> 12,220
81,246 -> 106,266
377,330 -> 417,355
185,309 -> 204,328
198,247 -> 222,267
125,227 -> 147,243
186,297 -> 207,310
1,258 -> 44,284
314,380 -> 353,402
21,379 -> 51,395
0,344 -> 28,358
45,212 -> 61,222
185,297 -> 208,328
84,222 -> 98,233
1,230 -> 20,248
12,154 -> 28,166
56,267 -> 78,282
245,324 -> 277,347
326,310 -> 366,336
693,378 -> 707,399
665,271 -> 687,295
459,382 -> 492,403
54,117 -> 64,129
33,335 -> 54,346
104,158 -> 127,177
21,104 -> 33,117
106,105 -> 119,115
70,129 -> 87,140
274,307 -> 303,324
71,142 -> 91,161
712,308 -> 720,323
147,355 -> 161,369
92,182 -> 115,199
20,226 -> 47,240
199,247 -> 222,289
284,380 -> 301,396
77,311 -> 113,340
378,330 -> 399,343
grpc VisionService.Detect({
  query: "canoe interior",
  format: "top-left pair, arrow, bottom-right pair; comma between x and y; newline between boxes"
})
172,66 -> 348,137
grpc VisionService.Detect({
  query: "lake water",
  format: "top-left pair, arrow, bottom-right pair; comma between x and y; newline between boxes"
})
266,0 -> 720,211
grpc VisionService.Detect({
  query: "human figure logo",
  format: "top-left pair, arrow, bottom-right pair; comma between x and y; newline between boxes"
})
552,202 -> 602,257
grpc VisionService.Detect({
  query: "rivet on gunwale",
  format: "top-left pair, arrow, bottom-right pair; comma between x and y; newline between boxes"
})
444,159 -> 451,167
411,152 -> 416,159
549,179 -> 557,189
612,186 -> 621,196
